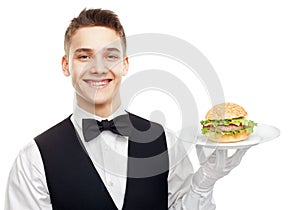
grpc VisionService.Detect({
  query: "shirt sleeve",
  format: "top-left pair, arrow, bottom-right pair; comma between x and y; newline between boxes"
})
5,140 -> 52,210
166,129 -> 216,210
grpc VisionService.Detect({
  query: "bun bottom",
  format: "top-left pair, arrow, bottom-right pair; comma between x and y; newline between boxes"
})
205,132 -> 251,143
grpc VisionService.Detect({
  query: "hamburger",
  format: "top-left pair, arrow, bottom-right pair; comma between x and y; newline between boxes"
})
200,102 -> 257,143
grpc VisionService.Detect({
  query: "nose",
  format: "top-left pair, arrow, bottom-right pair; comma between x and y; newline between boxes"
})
86,54 -> 108,74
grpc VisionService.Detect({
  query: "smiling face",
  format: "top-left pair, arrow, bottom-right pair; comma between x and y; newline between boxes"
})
62,26 -> 128,117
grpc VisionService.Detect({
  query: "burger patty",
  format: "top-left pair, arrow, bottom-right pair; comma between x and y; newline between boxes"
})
206,125 -> 246,132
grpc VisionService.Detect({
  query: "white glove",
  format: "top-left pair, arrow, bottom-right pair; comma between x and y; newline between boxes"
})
192,146 -> 251,192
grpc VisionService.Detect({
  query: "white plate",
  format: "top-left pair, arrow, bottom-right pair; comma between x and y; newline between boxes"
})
177,124 -> 280,149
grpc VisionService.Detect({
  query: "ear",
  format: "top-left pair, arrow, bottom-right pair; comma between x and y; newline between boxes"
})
62,55 -> 71,77
122,57 -> 129,76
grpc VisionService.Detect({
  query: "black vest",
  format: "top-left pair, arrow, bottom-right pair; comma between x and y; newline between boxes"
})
35,113 -> 169,210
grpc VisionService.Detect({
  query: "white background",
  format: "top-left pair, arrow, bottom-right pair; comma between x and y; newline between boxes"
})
1,0 -> 299,209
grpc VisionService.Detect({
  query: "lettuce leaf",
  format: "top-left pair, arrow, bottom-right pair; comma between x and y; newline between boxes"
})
200,118 -> 257,127
201,127 -> 255,136
200,117 -> 257,136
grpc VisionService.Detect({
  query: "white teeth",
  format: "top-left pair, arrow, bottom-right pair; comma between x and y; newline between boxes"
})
91,81 -> 108,87
93,82 -> 104,86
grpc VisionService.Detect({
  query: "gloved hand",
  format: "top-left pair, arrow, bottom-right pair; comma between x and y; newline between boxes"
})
192,146 -> 251,192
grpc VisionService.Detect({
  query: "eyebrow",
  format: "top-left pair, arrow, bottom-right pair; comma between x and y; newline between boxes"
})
103,47 -> 121,53
73,47 -> 121,54
73,48 -> 93,54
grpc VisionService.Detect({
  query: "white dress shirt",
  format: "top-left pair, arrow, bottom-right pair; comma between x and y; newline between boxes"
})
5,105 -> 215,210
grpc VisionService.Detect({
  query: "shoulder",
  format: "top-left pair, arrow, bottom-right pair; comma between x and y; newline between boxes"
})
127,112 -> 162,126
6,140 -> 49,208
19,140 -> 41,160
127,111 -> 165,133
34,115 -> 73,142
13,140 -> 45,176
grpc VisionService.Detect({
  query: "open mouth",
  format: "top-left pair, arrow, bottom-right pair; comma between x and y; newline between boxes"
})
84,79 -> 112,89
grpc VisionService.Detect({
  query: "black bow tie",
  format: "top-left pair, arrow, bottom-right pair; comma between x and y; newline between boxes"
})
82,114 -> 131,142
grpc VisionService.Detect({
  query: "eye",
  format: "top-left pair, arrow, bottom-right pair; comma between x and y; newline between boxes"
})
105,54 -> 120,61
77,55 -> 91,61
75,53 -> 91,62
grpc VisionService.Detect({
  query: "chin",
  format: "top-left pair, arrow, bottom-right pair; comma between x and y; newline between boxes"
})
76,88 -> 121,109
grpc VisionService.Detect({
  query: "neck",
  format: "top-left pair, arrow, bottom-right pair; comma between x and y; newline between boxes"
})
76,95 -> 122,118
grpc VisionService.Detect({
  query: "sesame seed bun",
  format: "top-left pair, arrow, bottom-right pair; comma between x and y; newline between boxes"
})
205,102 -> 248,120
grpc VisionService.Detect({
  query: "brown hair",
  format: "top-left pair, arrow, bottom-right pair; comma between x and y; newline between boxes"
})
64,8 -> 126,56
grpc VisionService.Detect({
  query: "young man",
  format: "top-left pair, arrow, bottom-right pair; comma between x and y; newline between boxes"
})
5,8 -> 249,210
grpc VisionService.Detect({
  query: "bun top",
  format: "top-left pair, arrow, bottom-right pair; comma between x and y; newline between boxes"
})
205,102 -> 248,120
